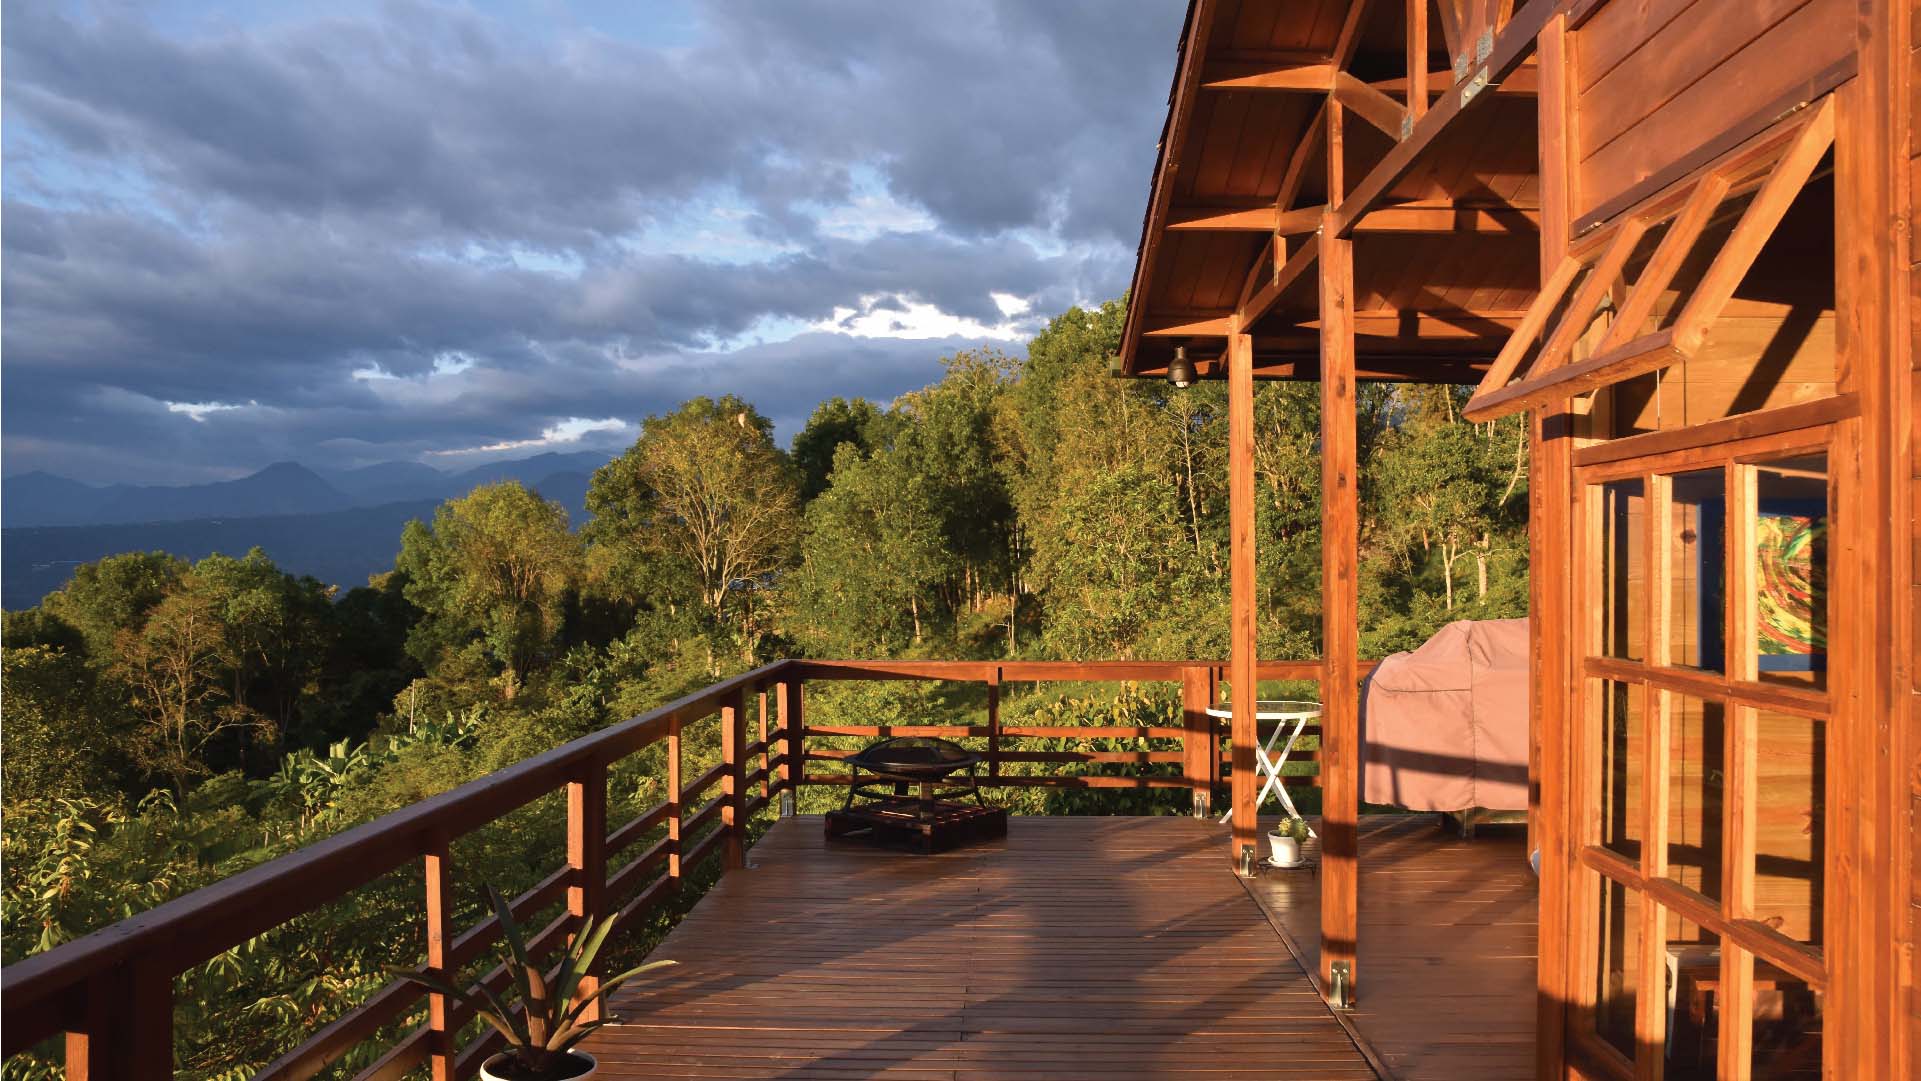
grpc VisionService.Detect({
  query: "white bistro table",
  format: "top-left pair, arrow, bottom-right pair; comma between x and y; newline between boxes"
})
1208,699 -> 1322,830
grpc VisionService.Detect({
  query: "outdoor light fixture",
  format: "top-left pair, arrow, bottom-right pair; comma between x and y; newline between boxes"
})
1167,346 -> 1195,388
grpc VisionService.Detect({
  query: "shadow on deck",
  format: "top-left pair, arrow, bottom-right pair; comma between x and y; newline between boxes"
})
586,815 -> 1371,1079
1245,813 -> 1538,1081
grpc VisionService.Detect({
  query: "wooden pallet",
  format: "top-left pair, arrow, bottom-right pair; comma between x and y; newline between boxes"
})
824,797 -> 1008,853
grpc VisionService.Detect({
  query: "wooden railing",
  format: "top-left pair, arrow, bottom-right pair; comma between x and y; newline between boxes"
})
0,657 -> 1333,1080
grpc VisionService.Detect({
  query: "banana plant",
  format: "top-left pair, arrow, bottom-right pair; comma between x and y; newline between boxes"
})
391,886 -> 676,1075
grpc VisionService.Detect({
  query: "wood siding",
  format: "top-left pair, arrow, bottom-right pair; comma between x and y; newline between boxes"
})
1571,0 -> 1854,224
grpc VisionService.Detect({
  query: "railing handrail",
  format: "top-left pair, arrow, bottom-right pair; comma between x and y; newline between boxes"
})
793,658 -> 1340,681
0,660 -> 791,1016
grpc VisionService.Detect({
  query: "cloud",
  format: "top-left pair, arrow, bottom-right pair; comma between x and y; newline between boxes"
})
430,417 -> 633,458
1,0 -> 1180,485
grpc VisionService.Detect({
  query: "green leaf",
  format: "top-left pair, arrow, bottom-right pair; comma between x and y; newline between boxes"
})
487,885 -> 537,1025
548,1017 -> 615,1053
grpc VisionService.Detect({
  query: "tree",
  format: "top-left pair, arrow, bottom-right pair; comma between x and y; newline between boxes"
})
397,483 -> 581,698
791,396 -> 886,501
42,551 -> 187,661
787,443 -> 955,654
188,550 -> 338,737
1,639 -> 132,806
113,586 -> 274,794
1369,389 -> 1527,612
585,396 -> 799,663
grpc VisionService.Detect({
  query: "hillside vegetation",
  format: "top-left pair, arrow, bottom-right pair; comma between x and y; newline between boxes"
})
0,301 -> 1528,1076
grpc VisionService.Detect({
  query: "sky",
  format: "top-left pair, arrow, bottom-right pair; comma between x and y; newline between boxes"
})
1,0 -> 1183,485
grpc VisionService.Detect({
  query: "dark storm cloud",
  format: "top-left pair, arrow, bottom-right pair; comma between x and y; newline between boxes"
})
1,0 -> 1180,483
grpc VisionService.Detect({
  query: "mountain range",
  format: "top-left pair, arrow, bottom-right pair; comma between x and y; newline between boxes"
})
1,452 -> 609,609
3,451 -> 606,528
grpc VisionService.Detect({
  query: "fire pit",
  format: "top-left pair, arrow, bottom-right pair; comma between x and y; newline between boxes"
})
825,736 -> 1008,853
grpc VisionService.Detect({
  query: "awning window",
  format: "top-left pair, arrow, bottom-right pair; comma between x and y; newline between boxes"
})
1464,99 -> 1835,422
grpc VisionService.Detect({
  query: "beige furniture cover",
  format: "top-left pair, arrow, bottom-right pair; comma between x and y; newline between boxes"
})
1361,618 -> 1531,812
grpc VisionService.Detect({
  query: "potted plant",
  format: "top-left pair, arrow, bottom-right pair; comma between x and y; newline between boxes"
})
1267,816 -> 1310,867
394,886 -> 676,1081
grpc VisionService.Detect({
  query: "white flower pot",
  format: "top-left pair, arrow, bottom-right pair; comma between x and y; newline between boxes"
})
1267,831 -> 1302,867
480,1051 -> 597,1081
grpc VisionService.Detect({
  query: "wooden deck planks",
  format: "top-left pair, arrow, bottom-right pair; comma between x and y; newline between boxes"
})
588,816 -> 1375,1080
1244,814 -> 1539,1081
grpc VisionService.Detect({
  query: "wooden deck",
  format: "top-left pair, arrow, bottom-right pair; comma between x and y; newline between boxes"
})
1246,814 -> 1539,1081
587,815 -> 1374,1080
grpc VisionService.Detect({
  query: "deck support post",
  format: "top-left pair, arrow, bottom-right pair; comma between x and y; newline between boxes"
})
1531,14 -> 1572,1080
1317,94 -> 1361,997
1227,319 -> 1259,867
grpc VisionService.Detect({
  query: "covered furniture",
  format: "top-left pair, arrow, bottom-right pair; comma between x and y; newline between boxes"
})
1361,619 -> 1530,821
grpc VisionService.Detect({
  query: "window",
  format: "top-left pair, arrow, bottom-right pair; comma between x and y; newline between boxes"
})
1667,696 -> 1725,901
1752,708 -> 1824,948
1595,478 -> 1647,660
1593,873 -> 1643,1060
1666,470 -> 1725,671
1595,679 -> 1643,860
1574,425 -> 1832,1077
1465,99 -> 1836,423
1750,455 -> 1829,689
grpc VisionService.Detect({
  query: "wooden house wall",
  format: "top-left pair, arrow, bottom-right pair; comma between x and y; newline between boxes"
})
1570,0 -> 1855,225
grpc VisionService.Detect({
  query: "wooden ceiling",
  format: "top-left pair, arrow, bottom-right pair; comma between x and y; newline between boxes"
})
1119,0 -> 1548,384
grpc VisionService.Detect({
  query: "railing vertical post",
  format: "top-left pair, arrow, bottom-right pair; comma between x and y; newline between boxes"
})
567,758 -> 608,1021
757,685 -> 771,800
423,832 -> 454,1081
69,960 -> 170,1081
667,713 -> 683,886
779,675 -> 804,816
1210,666 -> 1225,799
986,666 -> 1002,784
721,688 -> 747,869
1182,666 -> 1213,818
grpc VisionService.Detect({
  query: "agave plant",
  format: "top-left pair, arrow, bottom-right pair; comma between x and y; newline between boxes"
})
393,886 -> 676,1076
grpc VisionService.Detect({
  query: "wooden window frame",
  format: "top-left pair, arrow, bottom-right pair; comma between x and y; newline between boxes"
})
1571,422 -> 1835,1078
1465,98 -> 1837,423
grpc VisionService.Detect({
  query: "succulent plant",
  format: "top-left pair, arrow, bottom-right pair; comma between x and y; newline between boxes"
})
393,885 -> 676,1076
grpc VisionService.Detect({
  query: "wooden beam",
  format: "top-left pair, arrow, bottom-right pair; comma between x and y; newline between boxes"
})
1117,0 -> 1221,375
1156,305 -> 1523,347
1237,234 -> 1319,327
1226,322 -> 1258,866
1333,72 -> 1409,141
1329,0 -> 1556,237
1352,203 -> 1540,232
1467,254 -> 1581,404
1200,57 -> 1335,92
1406,0 -> 1430,130
1463,330 -> 1683,421
1143,314 -> 1234,338
1167,204 -> 1283,231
